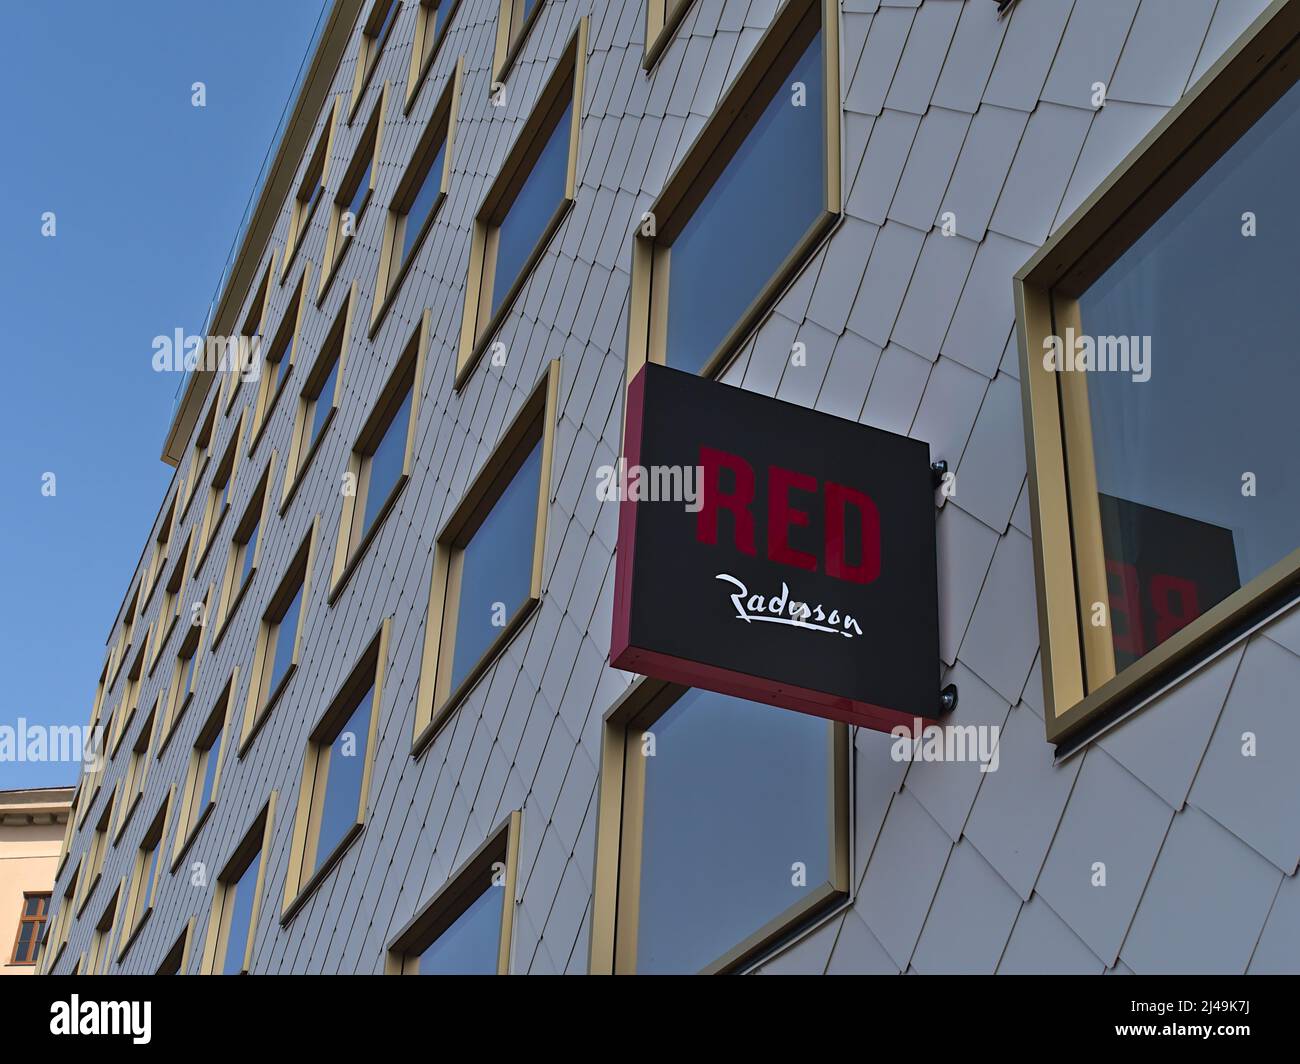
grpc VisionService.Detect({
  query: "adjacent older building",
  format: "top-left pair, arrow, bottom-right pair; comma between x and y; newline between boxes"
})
46,0 -> 1300,975
1,788 -> 73,974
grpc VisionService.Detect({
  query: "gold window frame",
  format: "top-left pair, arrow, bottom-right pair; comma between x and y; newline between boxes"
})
405,0 -> 463,114
172,669 -> 239,873
411,360 -> 559,756
627,0 -> 840,386
199,793 -> 278,975
195,408 -> 248,575
239,516 -> 321,756
250,264 -> 312,453
1016,0 -> 1300,751
348,0 -> 402,124
385,809 -> 521,974
281,618 -> 391,922
212,451 -> 278,647
329,310 -> 430,600
589,678 -> 850,974
117,787 -> 174,964
284,101 -> 340,275
492,0 -> 548,85
157,585 -> 212,757
321,88 -> 387,303
456,18 -> 586,391
371,61 -> 463,336
283,282 -> 356,512
644,0 -> 694,70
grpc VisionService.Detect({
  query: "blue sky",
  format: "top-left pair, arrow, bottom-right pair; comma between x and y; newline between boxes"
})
0,0 -> 329,790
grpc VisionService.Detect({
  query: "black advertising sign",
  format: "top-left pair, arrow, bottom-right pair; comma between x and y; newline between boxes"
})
611,362 -> 941,733
1099,493 -> 1241,671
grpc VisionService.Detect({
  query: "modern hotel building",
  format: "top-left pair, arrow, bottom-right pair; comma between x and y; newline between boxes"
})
44,0 -> 1300,974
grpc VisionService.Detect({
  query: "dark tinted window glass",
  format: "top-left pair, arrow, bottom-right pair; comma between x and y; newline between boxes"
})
267,584 -> 303,699
665,31 -> 824,375
347,159 -> 371,224
221,851 -> 261,975
401,142 -> 447,266
362,389 -> 412,538
310,359 -> 339,446
314,689 -> 373,872
450,441 -> 542,689
240,519 -> 260,587
1078,78 -> 1300,670
197,734 -> 222,810
416,885 -> 501,974
142,842 -> 162,910
374,0 -> 399,43
491,106 -> 570,315
635,689 -> 832,973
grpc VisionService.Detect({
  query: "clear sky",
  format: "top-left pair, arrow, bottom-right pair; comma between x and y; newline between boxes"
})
0,0 -> 329,790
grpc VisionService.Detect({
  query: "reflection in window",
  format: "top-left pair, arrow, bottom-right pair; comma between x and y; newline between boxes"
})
633,689 -> 836,973
491,105 -> 570,316
221,851 -> 262,975
361,389 -> 412,539
311,688 -> 373,875
1077,78 -> 1300,671
664,31 -> 824,375
417,886 -> 502,974
450,441 -> 542,690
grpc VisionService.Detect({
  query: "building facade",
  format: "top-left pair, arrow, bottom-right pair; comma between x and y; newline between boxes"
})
1,789 -> 72,974
45,0 -> 1300,974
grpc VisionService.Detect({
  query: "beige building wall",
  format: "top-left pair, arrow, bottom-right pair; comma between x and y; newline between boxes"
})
0,788 -> 73,974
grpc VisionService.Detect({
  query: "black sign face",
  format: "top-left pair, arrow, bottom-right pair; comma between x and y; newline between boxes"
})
1099,493 -> 1241,671
611,363 -> 941,732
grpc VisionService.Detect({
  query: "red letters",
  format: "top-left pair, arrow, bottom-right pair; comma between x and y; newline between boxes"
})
767,466 -> 817,571
697,447 -> 756,555
696,446 -> 881,583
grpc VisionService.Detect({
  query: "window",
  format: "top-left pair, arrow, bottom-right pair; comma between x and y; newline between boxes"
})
456,21 -> 585,389
413,361 -> 557,752
282,620 -> 390,919
153,533 -> 193,669
283,284 -> 355,511
591,680 -> 850,973
215,455 -> 277,643
86,885 -> 121,975
159,590 -> 209,752
112,638 -> 151,757
142,498 -> 176,607
321,93 -> 387,299
110,583 -> 141,686
386,810 -> 521,974
285,103 -> 339,272
644,0 -> 695,68
114,702 -> 156,842
200,796 -> 276,975
329,313 -> 428,598
405,0 -> 462,112
173,673 -> 237,870
225,256 -> 277,415
349,0 -> 402,122
157,919 -> 194,975
10,893 -> 50,965
119,792 -> 172,961
629,0 -> 840,380
182,398 -> 218,518
371,61 -> 463,333
241,519 -> 319,753
250,270 -> 310,452
1017,3 -> 1300,752
198,410 -> 247,568
492,0 -> 546,82
78,788 -> 116,916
